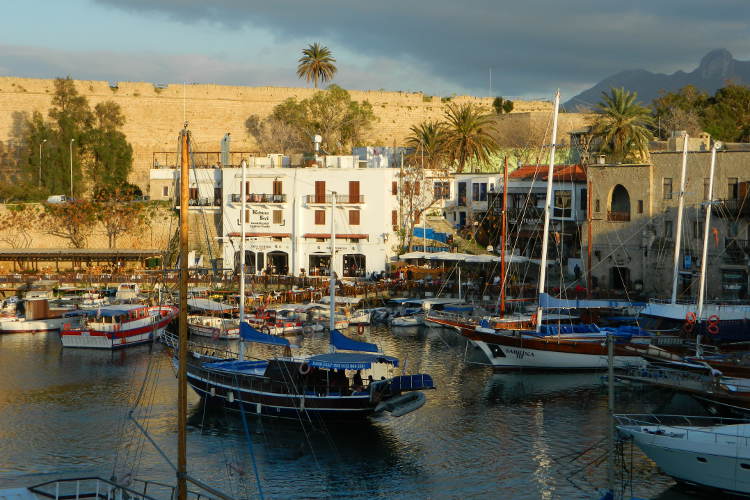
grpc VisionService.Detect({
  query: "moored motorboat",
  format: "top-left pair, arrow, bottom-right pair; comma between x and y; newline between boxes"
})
61,304 -> 178,349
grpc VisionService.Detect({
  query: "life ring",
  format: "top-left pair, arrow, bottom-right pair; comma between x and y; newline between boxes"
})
298,362 -> 312,375
707,314 -> 720,325
708,323 -> 720,335
685,311 -> 697,324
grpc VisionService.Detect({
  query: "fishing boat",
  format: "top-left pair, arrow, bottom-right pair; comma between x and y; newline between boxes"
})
616,414 -> 750,496
183,191 -> 435,419
0,298 -> 83,334
187,297 -> 239,339
61,304 -> 178,349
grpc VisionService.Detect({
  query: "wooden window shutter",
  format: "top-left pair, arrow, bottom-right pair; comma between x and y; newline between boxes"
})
245,209 -> 250,223
315,210 -> 325,225
349,210 -> 360,225
391,210 -> 397,229
392,181 -> 398,195
273,180 -> 282,196
273,210 -> 283,224
415,181 -> 420,196
349,181 -> 360,203
315,181 -> 326,203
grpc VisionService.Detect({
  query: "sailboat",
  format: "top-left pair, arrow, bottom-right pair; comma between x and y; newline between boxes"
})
183,189 -> 435,419
461,91 -> 650,370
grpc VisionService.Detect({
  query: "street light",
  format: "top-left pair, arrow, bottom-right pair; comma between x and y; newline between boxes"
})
69,138 -> 75,198
38,139 -> 47,188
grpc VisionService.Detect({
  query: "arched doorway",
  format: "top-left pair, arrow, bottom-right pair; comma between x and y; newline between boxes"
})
266,251 -> 289,275
343,254 -> 366,277
234,250 -> 256,274
608,185 -> 631,221
309,254 -> 331,276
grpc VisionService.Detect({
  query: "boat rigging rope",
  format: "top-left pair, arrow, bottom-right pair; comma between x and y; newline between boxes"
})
235,377 -> 265,500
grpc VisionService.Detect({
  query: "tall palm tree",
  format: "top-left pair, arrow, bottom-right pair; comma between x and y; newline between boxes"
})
406,120 -> 447,171
442,103 -> 498,173
296,43 -> 337,89
592,87 -> 654,162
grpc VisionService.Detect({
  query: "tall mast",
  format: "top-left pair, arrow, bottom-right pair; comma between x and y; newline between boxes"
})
670,134 -> 690,304
329,192 -> 337,336
499,156 -> 509,317
586,175 -> 593,297
239,159 -> 246,361
177,126 -> 189,500
696,142 -> 719,358
535,90 -> 561,331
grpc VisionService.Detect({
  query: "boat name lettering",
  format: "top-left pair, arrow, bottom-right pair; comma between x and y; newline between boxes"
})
506,348 -> 534,359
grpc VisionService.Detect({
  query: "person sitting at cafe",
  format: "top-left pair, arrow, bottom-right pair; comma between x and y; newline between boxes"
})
352,370 -> 364,391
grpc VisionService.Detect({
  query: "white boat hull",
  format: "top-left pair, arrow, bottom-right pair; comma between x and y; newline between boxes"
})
472,340 -> 647,370
0,316 -> 78,334
391,315 -> 424,327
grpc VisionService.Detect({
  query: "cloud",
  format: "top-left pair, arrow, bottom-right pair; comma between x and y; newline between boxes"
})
89,0 -> 750,99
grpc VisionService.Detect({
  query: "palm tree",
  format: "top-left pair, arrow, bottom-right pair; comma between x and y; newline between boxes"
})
405,120 -> 447,171
296,43 -> 337,89
592,87 -> 654,162
442,103 -> 498,173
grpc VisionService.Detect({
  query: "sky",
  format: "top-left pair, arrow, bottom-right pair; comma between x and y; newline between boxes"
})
2,0 -> 749,101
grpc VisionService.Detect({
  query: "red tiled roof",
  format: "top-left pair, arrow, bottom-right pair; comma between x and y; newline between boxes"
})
509,164 -> 586,182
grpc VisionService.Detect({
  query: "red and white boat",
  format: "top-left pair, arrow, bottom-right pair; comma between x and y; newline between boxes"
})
61,304 -> 178,349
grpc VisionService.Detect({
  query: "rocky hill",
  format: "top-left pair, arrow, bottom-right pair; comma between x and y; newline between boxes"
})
566,49 -> 750,110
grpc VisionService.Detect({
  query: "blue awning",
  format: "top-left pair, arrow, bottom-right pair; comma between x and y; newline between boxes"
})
444,305 -> 473,312
92,304 -> 145,317
331,328 -> 378,353
307,352 -> 398,370
240,322 -> 290,347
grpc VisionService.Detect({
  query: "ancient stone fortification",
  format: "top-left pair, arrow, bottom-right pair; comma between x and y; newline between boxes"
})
0,77 -> 552,188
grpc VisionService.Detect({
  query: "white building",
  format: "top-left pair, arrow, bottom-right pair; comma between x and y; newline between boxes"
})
442,173 -> 499,229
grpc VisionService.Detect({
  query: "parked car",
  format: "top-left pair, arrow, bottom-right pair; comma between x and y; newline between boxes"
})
46,195 -> 72,204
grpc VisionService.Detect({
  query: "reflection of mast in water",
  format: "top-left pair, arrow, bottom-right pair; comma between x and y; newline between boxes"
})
531,404 -> 555,500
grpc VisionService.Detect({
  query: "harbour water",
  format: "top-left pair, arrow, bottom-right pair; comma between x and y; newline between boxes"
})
0,326 -> 701,499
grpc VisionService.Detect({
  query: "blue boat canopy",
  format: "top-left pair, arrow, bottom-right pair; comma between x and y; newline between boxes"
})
91,304 -> 146,317
330,328 -> 378,353
444,305 -> 473,312
539,293 -> 645,310
240,322 -> 290,347
307,352 -> 398,370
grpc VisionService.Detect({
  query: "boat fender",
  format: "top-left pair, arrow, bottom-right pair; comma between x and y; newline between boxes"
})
210,387 -> 216,397
299,362 -> 312,375
227,391 -> 234,403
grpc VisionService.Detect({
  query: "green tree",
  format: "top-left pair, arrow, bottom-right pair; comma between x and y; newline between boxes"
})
41,199 -> 98,248
592,87 -> 653,163
702,84 -> 750,142
502,100 -> 514,113
442,103 -> 499,173
296,43 -> 337,89
406,120 -> 447,171
492,97 -> 504,114
652,85 -> 708,138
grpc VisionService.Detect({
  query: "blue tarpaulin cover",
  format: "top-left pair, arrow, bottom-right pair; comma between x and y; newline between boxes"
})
307,352 -> 398,370
413,227 -> 448,243
444,305 -> 473,312
240,321 -> 290,347
331,328 -> 378,353
203,360 -> 269,373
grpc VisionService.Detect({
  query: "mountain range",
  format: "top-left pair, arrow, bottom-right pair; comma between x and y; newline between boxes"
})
565,49 -> 750,110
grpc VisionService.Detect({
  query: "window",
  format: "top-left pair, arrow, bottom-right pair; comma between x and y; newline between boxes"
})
554,190 -> 572,218
729,177 -> 739,199
162,186 -> 169,197
637,200 -> 643,214
316,238 -> 326,243
391,210 -> 398,231
472,183 -> 480,201
214,187 -> 222,205
663,178 -> 673,200
273,210 -> 283,225
664,220 -> 673,239
595,199 -> 601,212
480,183 -> 488,201
315,181 -> 326,203
433,182 -> 450,200
245,181 -> 250,197
580,189 -> 587,212
392,181 -> 398,195
349,210 -> 360,225
693,220 -> 704,239
273,180 -> 283,196
189,187 -> 198,200
349,180 -> 360,203
704,178 -> 710,201
458,182 -> 467,206
244,209 -> 250,223
315,210 -> 325,225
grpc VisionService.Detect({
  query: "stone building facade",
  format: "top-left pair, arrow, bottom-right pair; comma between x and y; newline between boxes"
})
587,148 -> 750,300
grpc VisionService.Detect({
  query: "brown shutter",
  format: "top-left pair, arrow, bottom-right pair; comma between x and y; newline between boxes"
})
273,210 -> 283,224
349,210 -> 360,225
245,181 -> 250,197
415,212 -> 420,224
273,180 -> 282,195
415,181 -> 420,196
315,181 -> 326,203
391,210 -> 397,230
348,181 -> 360,203
392,181 -> 398,195
315,210 -> 325,225
245,209 -> 250,223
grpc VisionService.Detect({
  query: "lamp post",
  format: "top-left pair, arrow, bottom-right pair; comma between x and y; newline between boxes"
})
38,139 -> 47,188
69,139 -> 75,198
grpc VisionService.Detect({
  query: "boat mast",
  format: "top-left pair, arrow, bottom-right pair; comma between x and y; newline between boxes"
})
670,134 -> 690,304
239,159 -> 247,361
177,125 -> 189,500
695,142 -> 719,358
586,174 -> 593,297
329,192 -> 336,337
535,90 -> 561,331
500,156 -> 509,317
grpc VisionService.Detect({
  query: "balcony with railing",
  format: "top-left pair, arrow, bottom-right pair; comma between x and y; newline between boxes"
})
231,193 -> 287,203
175,197 -> 221,208
713,197 -> 750,217
607,211 -> 630,222
506,206 -> 544,223
305,194 -> 365,204
724,237 -> 750,264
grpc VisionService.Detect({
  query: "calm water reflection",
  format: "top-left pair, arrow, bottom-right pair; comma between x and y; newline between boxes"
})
0,326 -> 708,498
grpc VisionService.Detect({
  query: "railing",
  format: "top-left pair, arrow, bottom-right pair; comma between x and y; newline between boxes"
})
614,413 -> 750,445
28,477 -> 163,500
230,193 -> 286,203
506,207 -> 544,222
713,197 -> 750,217
607,211 -> 630,222
175,198 -> 220,207
304,194 -> 365,204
